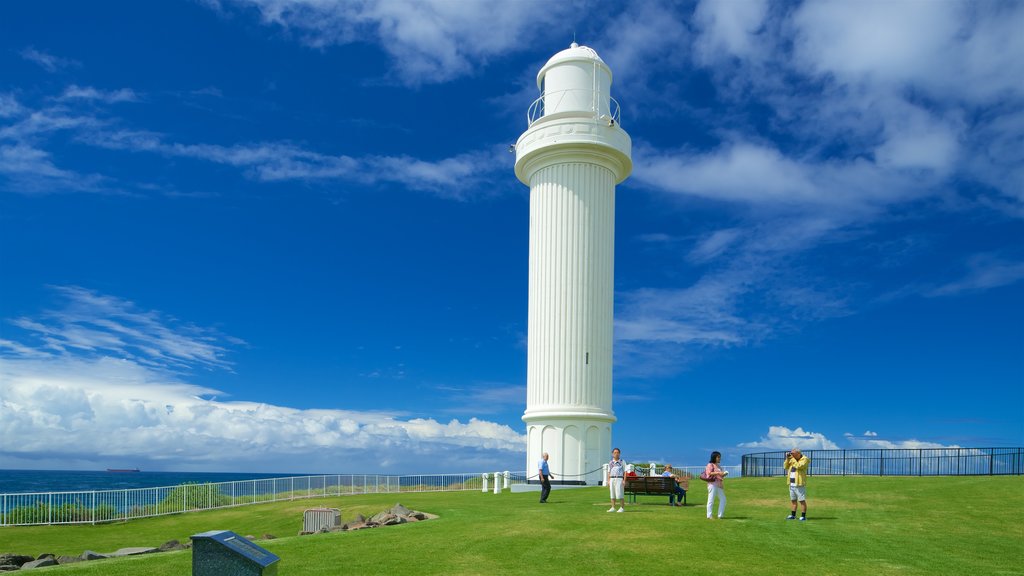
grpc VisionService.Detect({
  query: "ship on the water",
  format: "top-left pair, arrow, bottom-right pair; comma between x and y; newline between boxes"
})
106,468 -> 141,473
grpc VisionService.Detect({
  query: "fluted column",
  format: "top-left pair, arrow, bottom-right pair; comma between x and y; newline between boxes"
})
525,161 -> 615,418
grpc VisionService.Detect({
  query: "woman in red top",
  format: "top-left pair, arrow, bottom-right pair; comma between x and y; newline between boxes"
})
705,451 -> 727,519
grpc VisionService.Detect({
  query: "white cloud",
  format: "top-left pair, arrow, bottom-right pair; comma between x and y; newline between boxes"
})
692,0 -> 769,63
436,383 -> 525,415
0,288 -> 525,473
927,254 -> 1024,297
0,98 -> 112,193
0,104 -> 102,142
872,99 -> 962,173
212,0 -> 574,85
86,128 -> 507,198
792,1 -> 1024,105
636,142 -> 815,203
59,85 -> 139,104
739,426 -> 840,450
739,428 -> 960,452
843,432 -> 957,450
0,358 -> 524,472
668,0 -> 1024,214
615,1 -> 1024,376
597,1 -> 689,98
615,215 -> 853,377
0,94 -> 24,118
633,139 -> 938,217
688,228 -> 742,264
617,280 -> 756,347
792,1 -> 961,90
11,286 -> 236,371
19,47 -> 78,72
0,143 -> 106,194
2,88 -> 506,198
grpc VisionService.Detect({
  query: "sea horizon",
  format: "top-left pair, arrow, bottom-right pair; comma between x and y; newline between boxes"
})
0,468 -> 320,495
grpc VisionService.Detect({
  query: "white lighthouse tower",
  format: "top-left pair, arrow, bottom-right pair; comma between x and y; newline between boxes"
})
515,43 -> 631,486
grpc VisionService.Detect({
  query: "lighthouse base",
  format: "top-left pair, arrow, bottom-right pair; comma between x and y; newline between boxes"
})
524,417 -> 612,486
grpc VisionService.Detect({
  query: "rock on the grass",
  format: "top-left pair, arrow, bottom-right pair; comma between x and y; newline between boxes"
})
111,547 -> 157,557
56,555 -> 83,564
301,504 -> 435,534
0,554 -> 34,568
21,557 -> 58,569
158,540 -> 187,552
80,551 -> 109,561
368,511 -> 392,524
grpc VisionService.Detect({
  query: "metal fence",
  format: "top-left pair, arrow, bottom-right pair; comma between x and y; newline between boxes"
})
742,447 -> 1024,478
637,464 -> 741,480
0,472 -> 503,527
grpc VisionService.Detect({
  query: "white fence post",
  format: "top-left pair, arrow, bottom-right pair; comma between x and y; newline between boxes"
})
603,463 -> 609,484
493,473 -> 500,494
503,471 -> 510,489
481,473 -> 488,493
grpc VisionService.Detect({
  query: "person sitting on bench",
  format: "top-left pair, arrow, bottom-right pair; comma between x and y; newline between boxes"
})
661,464 -> 687,507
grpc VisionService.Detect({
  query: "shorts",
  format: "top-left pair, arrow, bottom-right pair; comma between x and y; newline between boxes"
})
609,477 -> 624,499
789,485 -> 806,502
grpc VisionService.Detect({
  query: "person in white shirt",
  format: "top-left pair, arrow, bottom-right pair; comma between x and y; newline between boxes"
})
537,452 -> 553,503
606,448 -> 626,513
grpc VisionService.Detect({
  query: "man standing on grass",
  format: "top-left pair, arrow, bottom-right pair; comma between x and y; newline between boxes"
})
538,452 -> 553,503
606,448 -> 625,513
784,448 -> 811,521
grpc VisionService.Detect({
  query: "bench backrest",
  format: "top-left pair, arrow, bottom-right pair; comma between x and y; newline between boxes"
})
625,476 -> 678,491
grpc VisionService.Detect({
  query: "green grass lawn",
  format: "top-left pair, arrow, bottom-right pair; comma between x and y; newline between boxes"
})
2,476 -> 1021,575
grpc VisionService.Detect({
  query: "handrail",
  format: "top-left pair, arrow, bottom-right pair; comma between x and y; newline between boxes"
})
741,447 -> 1024,477
0,472 -> 518,527
526,89 -> 622,128
0,462 -> 732,526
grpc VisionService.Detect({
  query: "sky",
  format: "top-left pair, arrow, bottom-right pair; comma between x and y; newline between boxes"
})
1,0 -> 1022,475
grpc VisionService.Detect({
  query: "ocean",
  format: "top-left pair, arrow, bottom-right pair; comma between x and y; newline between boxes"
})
0,469 -> 309,495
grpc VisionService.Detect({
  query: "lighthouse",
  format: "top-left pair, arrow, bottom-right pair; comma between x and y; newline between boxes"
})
515,43 -> 632,486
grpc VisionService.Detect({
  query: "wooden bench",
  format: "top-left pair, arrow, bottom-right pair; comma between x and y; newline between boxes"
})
624,476 -> 687,505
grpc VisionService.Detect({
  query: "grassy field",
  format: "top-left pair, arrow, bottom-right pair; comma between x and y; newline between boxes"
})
1,476 -> 1021,575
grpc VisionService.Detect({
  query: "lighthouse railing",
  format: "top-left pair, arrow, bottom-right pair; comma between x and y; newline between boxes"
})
527,90 -> 621,127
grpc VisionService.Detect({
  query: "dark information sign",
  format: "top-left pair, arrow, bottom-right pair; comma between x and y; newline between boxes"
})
191,530 -> 280,576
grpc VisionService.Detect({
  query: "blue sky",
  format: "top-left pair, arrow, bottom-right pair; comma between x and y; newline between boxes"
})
1,0 -> 1021,475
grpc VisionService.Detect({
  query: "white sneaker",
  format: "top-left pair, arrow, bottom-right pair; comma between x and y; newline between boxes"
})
617,507 -> 624,513
607,507 -> 616,512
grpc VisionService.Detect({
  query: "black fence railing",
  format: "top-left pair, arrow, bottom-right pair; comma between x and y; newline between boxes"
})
742,447 -> 1023,477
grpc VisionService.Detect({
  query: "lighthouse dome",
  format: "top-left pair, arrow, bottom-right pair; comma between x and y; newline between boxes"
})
536,42 -> 610,89
533,42 -> 615,121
